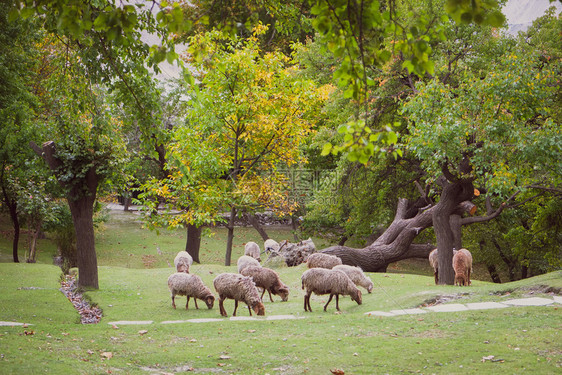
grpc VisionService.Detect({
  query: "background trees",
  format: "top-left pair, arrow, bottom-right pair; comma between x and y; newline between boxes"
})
3,0 -> 560,285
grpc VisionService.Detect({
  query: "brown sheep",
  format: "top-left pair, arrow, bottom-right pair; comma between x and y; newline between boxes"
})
213,273 -> 266,317
453,248 -> 473,286
240,265 -> 290,302
301,268 -> 362,312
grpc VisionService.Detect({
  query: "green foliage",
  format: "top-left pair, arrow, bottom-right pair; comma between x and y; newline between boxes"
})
403,50 -> 560,195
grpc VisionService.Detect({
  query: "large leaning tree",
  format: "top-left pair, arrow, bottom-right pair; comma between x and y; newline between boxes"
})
322,44 -> 561,284
13,0 -> 192,288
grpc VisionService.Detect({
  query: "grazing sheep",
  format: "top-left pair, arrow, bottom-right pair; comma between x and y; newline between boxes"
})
244,241 -> 261,262
167,272 -> 215,310
237,255 -> 261,273
264,238 -> 280,254
306,252 -> 342,269
213,273 -> 266,317
453,248 -> 473,286
428,248 -> 459,284
428,249 -> 439,284
240,265 -> 290,302
332,265 -> 374,293
174,250 -> 193,273
301,268 -> 362,312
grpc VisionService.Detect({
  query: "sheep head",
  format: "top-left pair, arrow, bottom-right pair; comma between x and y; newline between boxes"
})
253,301 -> 266,316
176,264 -> 189,273
276,286 -> 290,302
351,289 -> 362,305
205,295 -> 215,309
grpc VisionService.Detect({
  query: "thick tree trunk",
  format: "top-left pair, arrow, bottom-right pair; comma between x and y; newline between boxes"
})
225,207 -> 237,266
322,198 -> 435,272
244,212 -> 269,241
31,141 -> 100,289
8,201 -> 20,263
69,196 -> 98,289
1,180 -> 20,263
433,179 -> 474,285
185,223 -> 202,263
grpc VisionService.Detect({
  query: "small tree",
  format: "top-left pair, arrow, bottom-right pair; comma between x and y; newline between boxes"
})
183,26 -> 332,265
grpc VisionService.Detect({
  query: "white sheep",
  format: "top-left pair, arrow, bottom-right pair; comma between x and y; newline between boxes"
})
237,255 -> 261,273
174,250 -> 193,273
244,241 -> 261,261
213,273 -> 266,317
453,248 -> 473,286
264,238 -> 280,254
332,264 -> 373,293
306,252 -> 342,269
167,272 -> 215,310
240,265 -> 290,302
301,268 -> 362,312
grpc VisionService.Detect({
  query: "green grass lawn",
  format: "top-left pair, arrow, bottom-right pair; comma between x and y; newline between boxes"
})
0,205 -> 561,374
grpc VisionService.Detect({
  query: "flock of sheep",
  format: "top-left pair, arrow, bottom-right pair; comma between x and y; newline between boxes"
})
167,240 -> 473,317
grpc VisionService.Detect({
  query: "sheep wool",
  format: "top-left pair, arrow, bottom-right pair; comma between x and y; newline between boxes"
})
453,248 -> 473,286
306,252 -> 343,269
213,273 -> 266,317
244,241 -> 261,261
301,268 -> 362,312
264,239 -> 280,254
174,250 -> 193,273
332,264 -> 374,293
240,265 -> 290,302
237,255 -> 261,273
167,272 -> 215,310
429,248 -> 459,284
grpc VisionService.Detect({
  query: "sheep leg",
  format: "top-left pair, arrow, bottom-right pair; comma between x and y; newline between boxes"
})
260,289 -> 266,301
194,298 -> 199,309
304,292 -> 311,312
247,303 -> 253,316
267,290 -> 274,303
171,295 -> 177,309
186,296 -> 190,310
335,294 -> 340,311
324,294 -> 335,311
468,268 -> 471,286
233,300 -> 239,316
219,297 -> 228,317
434,270 -> 438,285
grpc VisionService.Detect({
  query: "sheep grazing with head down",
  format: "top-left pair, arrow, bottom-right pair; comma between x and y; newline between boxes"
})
453,248 -> 473,286
301,268 -> 362,312
167,272 -> 215,310
213,273 -> 266,317
332,265 -> 373,293
306,252 -> 342,269
174,251 -> 193,273
244,241 -> 261,262
237,255 -> 261,273
264,239 -> 280,254
428,248 -> 459,284
240,265 -> 290,302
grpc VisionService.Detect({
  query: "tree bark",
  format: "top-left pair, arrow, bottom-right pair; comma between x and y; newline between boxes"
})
243,212 -> 269,241
225,206 -> 237,266
1,171 -> 20,263
185,223 -> 202,263
322,198 -> 435,271
433,179 -> 474,285
31,141 -> 99,289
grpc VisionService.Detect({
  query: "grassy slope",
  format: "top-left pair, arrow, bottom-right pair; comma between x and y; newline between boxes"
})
0,207 -> 561,374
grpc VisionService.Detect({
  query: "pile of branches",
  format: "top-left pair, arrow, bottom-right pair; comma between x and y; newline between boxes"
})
59,274 -> 102,324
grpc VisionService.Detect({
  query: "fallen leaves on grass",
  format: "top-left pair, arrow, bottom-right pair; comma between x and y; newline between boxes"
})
60,275 -> 102,324
101,352 -> 113,359
330,369 -> 345,375
138,330 -> 148,335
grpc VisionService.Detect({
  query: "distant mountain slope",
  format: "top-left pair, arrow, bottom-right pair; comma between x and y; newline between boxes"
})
503,0 -> 562,35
